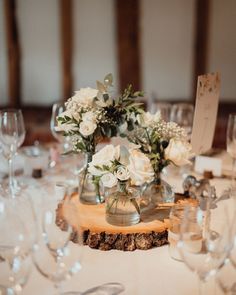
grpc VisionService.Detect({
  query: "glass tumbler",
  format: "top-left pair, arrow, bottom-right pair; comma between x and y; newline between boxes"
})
168,204 -> 185,261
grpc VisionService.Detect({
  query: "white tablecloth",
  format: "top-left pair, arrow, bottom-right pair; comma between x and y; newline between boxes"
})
2,153 -> 234,295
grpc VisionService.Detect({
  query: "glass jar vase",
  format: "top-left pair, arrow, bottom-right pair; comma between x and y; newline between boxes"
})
78,152 -> 104,205
140,174 -> 174,217
105,180 -> 141,226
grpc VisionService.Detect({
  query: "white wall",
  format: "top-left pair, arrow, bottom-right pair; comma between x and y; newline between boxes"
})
0,0 -> 8,106
17,0 -> 61,105
141,0 -> 195,102
1,0 -> 236,105
207,0 -> 236,100
73,0 -> 118,94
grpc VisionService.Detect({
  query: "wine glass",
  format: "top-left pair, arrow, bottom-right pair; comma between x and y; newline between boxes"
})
170,103 -> 194,140
0,197 -> 32,294
33,195 -> 83,294
150,102 -> 172,122
226,114 -> 236,191
177,200 -> 233,295
0,109 -> 26,196
50,102 -> 71,153
216,258 -> 236,294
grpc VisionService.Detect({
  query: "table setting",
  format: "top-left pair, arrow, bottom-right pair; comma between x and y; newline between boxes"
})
1,73 -> 236,295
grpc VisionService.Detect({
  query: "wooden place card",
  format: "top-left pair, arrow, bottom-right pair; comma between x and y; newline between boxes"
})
191,73 -> 221,155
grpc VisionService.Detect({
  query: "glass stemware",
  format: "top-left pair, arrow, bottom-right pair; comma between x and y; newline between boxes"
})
50,102 -> 71,153
33,195 -> 83,295
150,102 -> 172,122
0,109 -> 26,196
170,103 -> 194,140
177,200 -> 233,295
216,258 -> 236,294
0,197 -> 32,294
226,114 -> 236,191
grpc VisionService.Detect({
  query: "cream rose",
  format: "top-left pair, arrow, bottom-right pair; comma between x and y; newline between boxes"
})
91,145 -> 120,166
127,149 -> 154,186
116,166 -> 130,181
79,121 -> 97,137
72,87 -> 98,106
88,145 -> 120,176
100,173 -> 118,188
164,139 -> 192,166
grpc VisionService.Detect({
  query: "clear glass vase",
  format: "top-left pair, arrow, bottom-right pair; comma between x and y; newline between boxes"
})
78,153 -> 104,205
141,174 -> 174,218
105,180 -> 141,226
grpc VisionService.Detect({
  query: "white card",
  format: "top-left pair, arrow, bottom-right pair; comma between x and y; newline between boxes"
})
194,155 -> 222,177
191,73 -> 220,155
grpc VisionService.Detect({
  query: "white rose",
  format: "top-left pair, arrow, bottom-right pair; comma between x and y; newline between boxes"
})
100,173 -> 118,188
79,121 -> 97,137
88,145 -> 120,176
72,87 -> 98,106
165,139 -> 192,166
127,149 -> 154,186
82,111 -> 96,123
116,166 -> 130,181
90,145 -> 120,167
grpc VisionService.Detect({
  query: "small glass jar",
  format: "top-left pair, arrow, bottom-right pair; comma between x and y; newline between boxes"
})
105,180 -> 141,226
78,152 -> 104,205
168,204 -> 185,261
141,175 -> 174,216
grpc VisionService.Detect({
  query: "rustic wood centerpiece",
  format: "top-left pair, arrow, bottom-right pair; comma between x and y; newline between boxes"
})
56,193 -> 172,251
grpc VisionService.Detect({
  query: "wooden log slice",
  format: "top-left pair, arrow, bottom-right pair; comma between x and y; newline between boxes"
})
56,193 -> 171,251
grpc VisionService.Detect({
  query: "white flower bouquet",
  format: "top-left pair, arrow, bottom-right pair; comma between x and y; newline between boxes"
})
88,144 -> 155,225
128,111 -> 193,176
88,144 -> 154,188
56,74 -> 144,154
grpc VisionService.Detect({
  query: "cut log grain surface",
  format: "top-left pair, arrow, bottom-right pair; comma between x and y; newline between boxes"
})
56,193 -> 171,251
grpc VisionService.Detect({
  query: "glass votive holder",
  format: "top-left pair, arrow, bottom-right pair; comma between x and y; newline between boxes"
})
168,203 -> 185,261
22,146 -> 49,177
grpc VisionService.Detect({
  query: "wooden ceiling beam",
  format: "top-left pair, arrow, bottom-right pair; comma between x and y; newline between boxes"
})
4,0 -> 21,108
115,0 -> 141,92
192,0 -> 210,100
60,0 -> 73,100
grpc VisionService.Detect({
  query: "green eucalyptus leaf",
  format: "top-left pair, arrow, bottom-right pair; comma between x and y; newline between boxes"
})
96,80 -> 106,93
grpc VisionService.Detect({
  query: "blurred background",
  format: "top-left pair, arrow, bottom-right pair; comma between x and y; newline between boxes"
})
0,0 -> 236,147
